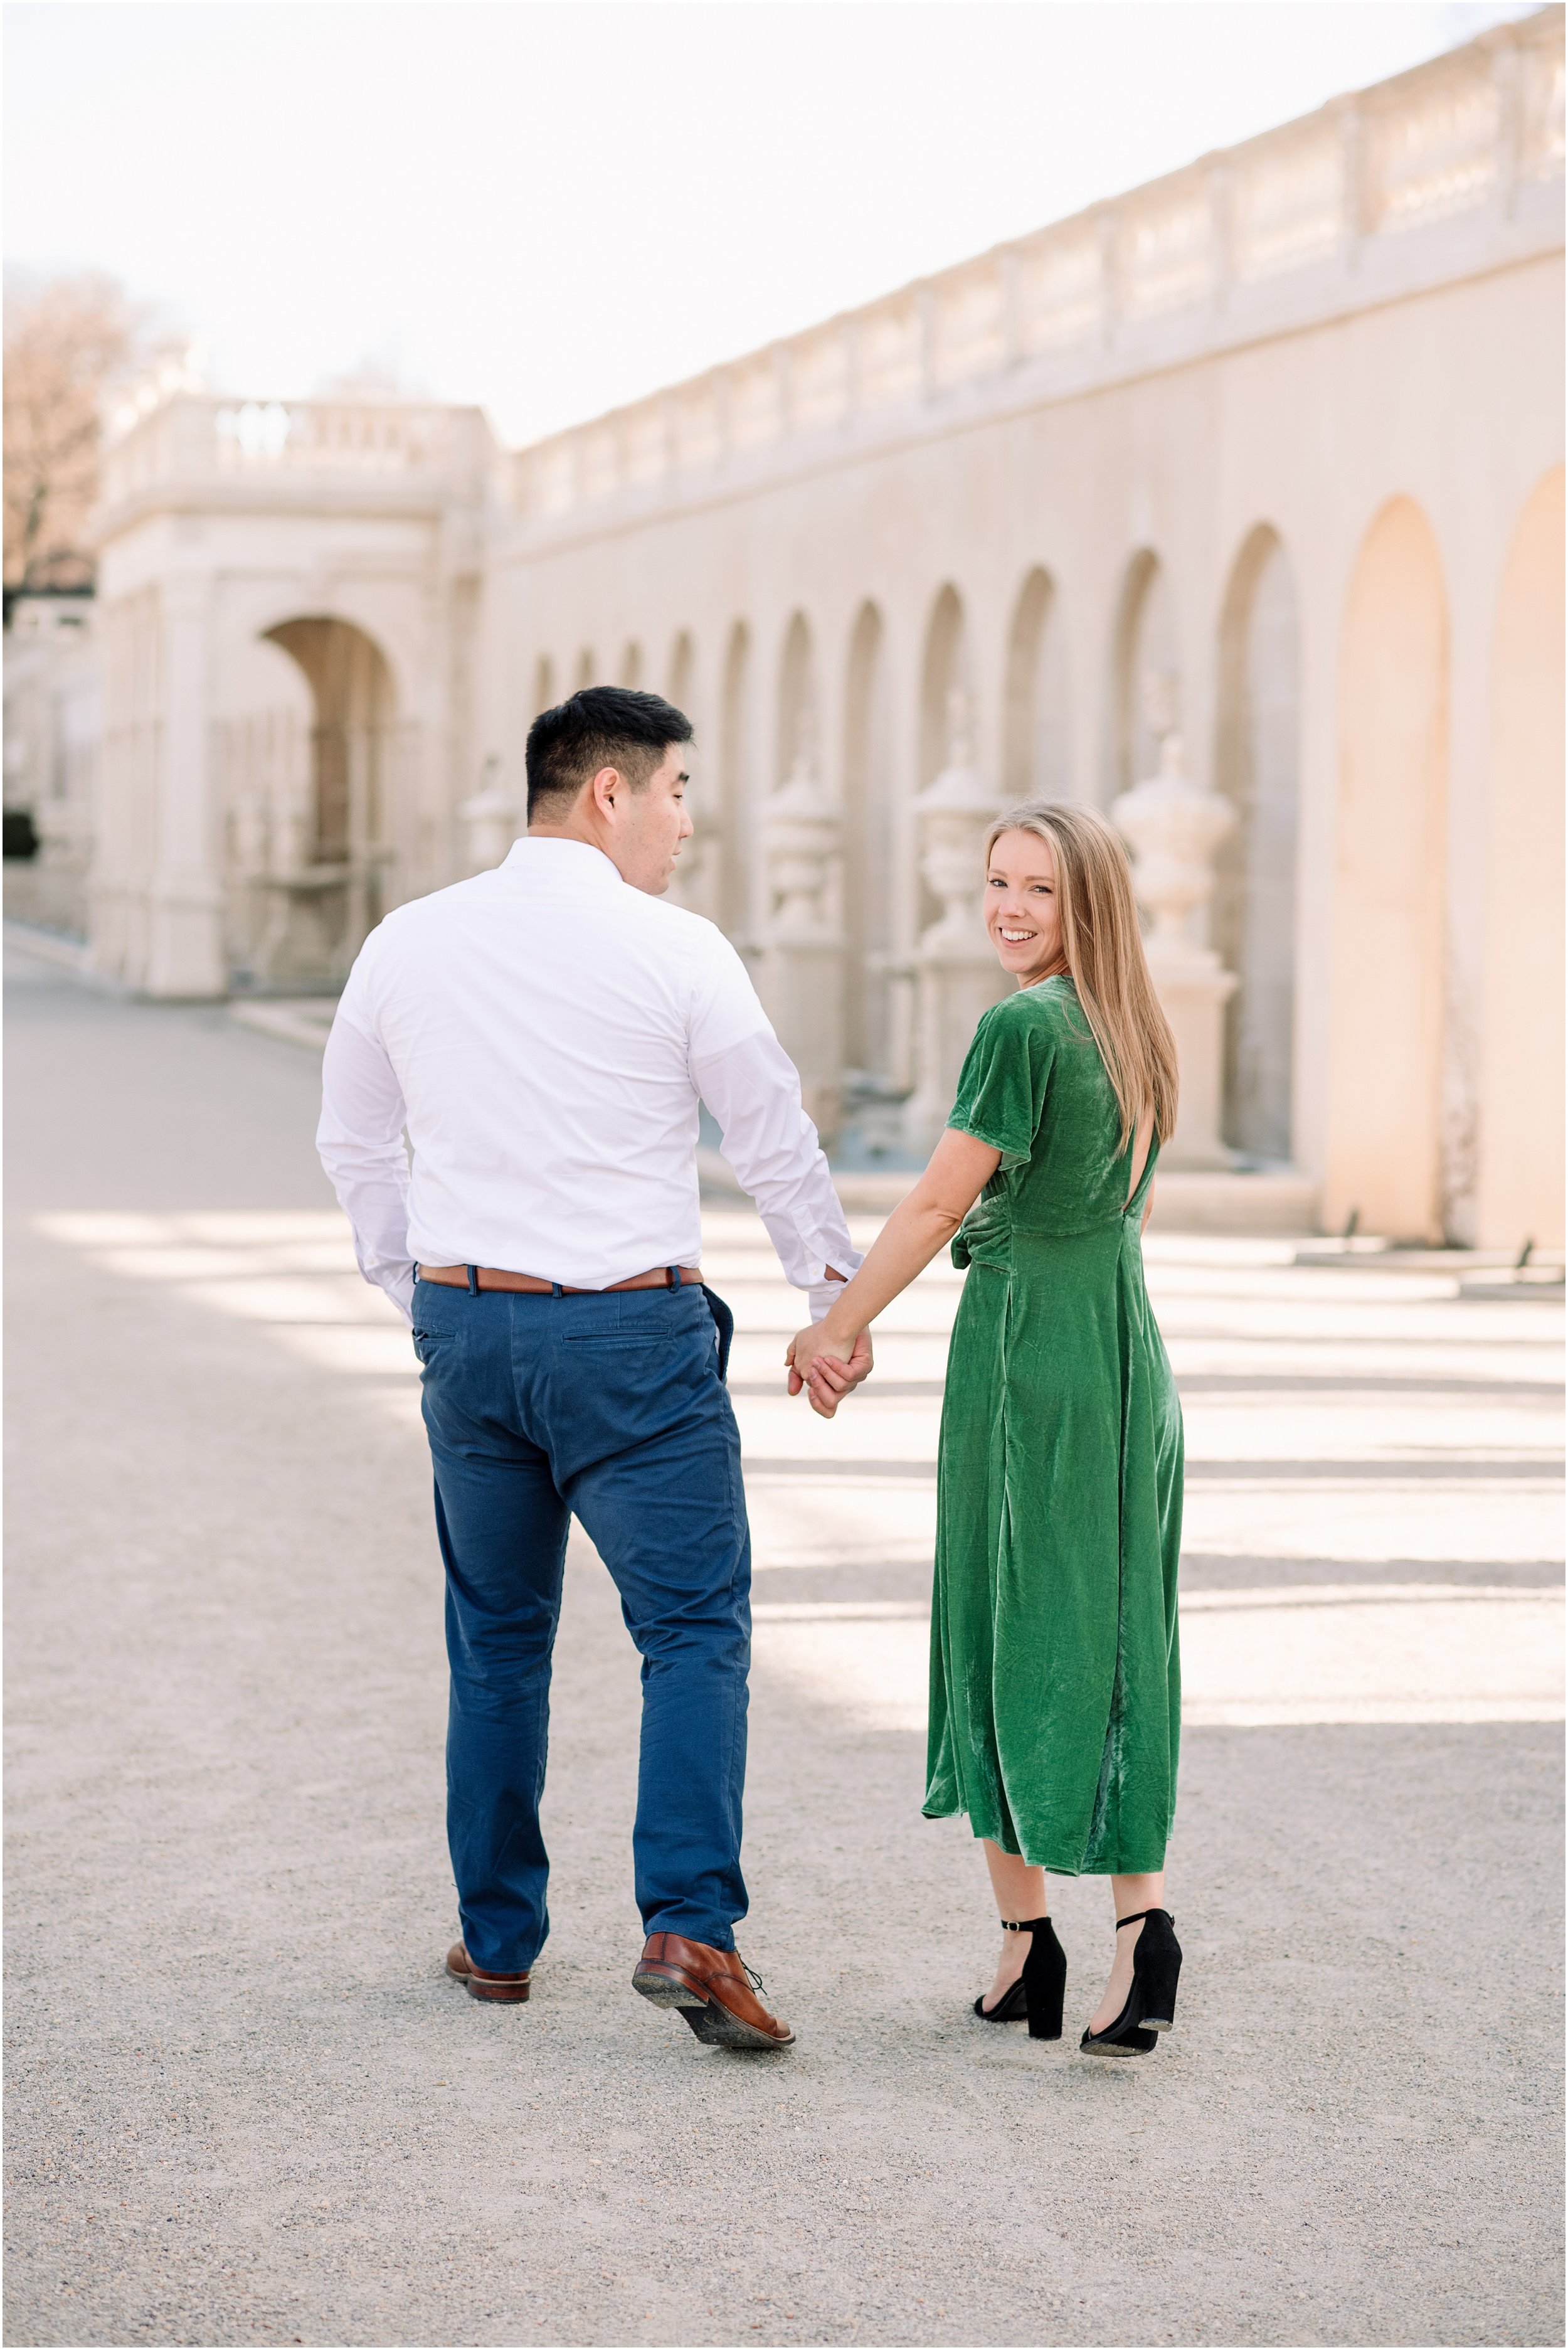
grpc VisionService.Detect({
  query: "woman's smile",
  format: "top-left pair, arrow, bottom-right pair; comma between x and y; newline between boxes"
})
985,829 -> 1067,982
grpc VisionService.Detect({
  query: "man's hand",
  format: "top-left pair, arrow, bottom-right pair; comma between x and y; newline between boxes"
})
785,1322 -> 874,1419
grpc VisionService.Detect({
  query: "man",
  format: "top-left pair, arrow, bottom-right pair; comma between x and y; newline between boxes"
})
317,686 -> 869,2052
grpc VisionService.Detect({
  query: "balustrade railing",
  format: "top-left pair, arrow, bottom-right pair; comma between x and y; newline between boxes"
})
101,395 -> 491,506
511,13 -> 1563,522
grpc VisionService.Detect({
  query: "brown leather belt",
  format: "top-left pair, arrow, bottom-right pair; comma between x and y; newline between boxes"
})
416,1262 -> 702,1296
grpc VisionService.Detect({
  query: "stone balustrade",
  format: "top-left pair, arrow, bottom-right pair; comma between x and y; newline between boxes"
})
100,396 -> 494,508
511,14 -> 1562,524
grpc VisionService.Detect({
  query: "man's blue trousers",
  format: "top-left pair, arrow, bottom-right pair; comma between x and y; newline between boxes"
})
413,1272 -> 750,1974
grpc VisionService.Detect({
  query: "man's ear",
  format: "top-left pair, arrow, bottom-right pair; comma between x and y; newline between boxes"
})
591,764 -> 622,819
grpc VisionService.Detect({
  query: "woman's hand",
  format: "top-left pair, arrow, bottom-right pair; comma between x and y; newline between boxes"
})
785,1322 -> 874,1418
781,1130 -> 1001,1420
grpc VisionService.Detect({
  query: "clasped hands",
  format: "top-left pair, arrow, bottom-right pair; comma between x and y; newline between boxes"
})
785,1318 -> 873,1419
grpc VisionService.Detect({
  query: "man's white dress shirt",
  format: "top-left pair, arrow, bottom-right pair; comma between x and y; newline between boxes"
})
317,837 -> 861,1324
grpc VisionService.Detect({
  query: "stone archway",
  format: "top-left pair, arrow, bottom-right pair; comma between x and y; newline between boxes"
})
717,622 -> 754,944
1475,467 -> 1565,1249
252,615 -> 396,986
1214,526 -> 1301,1164
1004,567 -> 1071,802
1110,550 -> 1179,802
842,601 -> 901,1088
1326,499 -> 1449,1238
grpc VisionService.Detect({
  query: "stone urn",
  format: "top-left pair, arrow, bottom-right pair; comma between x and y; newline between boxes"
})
458,762 -> 521,873
1112,733 -> 1238,1171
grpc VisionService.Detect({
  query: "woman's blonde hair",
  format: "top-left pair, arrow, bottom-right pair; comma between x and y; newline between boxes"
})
984,800 -> 1180,1149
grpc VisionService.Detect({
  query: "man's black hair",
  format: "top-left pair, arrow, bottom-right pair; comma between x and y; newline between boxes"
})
525,686 -> 694,822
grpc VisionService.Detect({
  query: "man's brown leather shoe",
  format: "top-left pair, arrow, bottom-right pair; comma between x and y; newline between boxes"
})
446,1941 -> 531,2003
632,1932 -> 794,2049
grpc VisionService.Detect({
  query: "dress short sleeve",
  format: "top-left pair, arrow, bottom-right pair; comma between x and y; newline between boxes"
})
946,999 -> 1053,1171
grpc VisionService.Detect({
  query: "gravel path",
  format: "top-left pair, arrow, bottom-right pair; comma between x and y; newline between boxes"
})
4,949 -> 1562,2348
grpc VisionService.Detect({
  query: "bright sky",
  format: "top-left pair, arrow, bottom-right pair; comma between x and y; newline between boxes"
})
4,1 -> 1540,448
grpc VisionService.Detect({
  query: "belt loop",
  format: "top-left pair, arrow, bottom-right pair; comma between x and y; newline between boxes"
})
465,1265 -> 479,1296
668,1264 -> 682,1289
551,1282 -> 564,1297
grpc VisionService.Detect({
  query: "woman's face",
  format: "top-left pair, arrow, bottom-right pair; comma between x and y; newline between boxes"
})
985,827 -> 1067,986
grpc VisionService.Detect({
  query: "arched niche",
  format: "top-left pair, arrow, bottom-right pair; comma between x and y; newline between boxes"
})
1326,497 -> 1449,1239
717,621 -> 753,942
575,648 -> 596,691
257,614 -> 396,982
1110,550 -> 1179,800
1475,467 -> 1564,1249
664,631 -> 706,915
919,584 -> 968,787
842,602 -> 899,1083
1214,526 -> 1301,1162
667,630 -> 696,714
1004,568 -> 1072,802
532,655 -> 554,717
776,611 -> 818,784
619,641 -> 643,689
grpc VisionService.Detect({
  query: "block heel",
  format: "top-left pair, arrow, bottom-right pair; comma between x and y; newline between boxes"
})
1078,1908 -> 1182,2056
973,1915 -> 1066,2039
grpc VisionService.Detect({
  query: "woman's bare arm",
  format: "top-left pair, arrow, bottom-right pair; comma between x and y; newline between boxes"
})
787,1128 -> 1001,1411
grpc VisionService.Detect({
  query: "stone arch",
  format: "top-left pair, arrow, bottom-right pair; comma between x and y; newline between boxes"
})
257,614 -> 396,982
776,610 -> 818,784
1214,525 -> 1301,1162
663,631 -> 706,914
919,583 -> 969,789
1110,549 -> 1179,801
667,629 -> 696,712
717,621 -> 753,942
1326,498 -> 1449,1238
1475,467 -> 1564,1248
842,601 -> 899,1083
1004,567 -> 1071,801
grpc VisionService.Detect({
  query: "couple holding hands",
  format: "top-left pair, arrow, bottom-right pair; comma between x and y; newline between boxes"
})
319,684 -> 1184,2063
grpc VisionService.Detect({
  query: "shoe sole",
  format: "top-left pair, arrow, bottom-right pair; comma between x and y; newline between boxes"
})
446,1960 -> 530,2003
632,1967 -> 793,2051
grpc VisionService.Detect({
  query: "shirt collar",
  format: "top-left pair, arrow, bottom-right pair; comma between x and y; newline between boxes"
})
501,837 -> 624,889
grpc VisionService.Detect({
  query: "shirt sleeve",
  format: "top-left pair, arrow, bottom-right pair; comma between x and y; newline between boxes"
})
947,1001 -> 1053,1171
315,967 -> 416,1324
686,927 -> 862,1321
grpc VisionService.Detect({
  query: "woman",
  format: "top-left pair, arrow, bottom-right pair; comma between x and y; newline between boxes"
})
788,802 -> 1184,2056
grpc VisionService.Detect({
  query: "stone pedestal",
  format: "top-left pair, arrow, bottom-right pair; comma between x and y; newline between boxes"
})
1113,735 -> 1239,1172
759,758 -> 844,1144
903,711 -> 1005,1152
458,772 -> 521,873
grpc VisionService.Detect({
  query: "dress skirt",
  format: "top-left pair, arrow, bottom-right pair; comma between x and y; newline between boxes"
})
923,1204 -> 1184,1876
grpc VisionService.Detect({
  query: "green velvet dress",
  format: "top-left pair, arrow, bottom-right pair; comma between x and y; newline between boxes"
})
924,976 -> 1183,1876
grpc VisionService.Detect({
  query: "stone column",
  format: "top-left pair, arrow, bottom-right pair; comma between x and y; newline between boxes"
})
146,573 -> 226,998
759,755 -> 844,1144
1113,732 -> 1238,1171
902,699 -> 1006,1152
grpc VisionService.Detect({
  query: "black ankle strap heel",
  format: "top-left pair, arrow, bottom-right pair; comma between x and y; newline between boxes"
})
972,1915 -> 1067,2041
1078,1908 -> 1182,2056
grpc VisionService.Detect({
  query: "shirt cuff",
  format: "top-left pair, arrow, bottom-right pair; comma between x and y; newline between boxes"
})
807,1256 -> 862,1324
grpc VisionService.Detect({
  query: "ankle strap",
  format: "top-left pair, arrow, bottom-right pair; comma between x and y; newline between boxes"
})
998,1915 -> 1050,1932
1115,1907 -> 1168,1929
